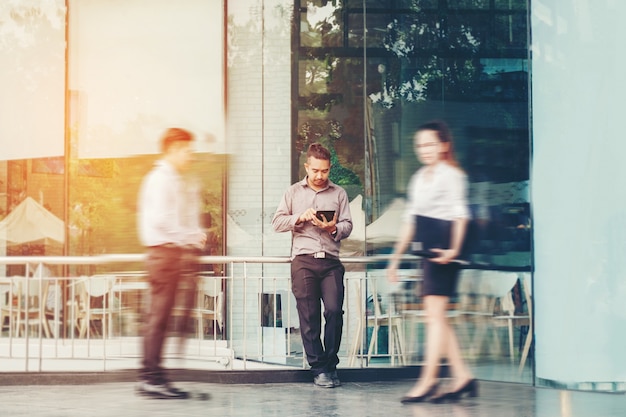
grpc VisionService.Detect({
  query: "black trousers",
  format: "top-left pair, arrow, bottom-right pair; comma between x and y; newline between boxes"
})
140,246 -> 198,383
291,255 -> 345,376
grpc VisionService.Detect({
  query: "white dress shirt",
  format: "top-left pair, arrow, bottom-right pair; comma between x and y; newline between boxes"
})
137,160 -> 204,247
403,161 -> 470,222
272,177 -> 353,258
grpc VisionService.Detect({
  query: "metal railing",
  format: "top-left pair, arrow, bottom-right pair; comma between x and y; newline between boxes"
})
0,254 -> 406,373
1,254 -> 530,374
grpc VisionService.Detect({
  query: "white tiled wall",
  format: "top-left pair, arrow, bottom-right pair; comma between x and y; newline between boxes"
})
225,0 -> 294,359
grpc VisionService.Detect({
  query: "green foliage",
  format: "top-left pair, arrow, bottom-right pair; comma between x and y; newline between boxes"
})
329,148 -> 361,186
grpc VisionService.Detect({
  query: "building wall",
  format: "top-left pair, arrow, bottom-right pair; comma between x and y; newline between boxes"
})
532,0 -> 626,390
226,0 -> 293,359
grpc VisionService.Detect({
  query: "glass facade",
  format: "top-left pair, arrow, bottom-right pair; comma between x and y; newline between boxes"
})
5,0 -> 626,394
291,0 -> 531,384
296,1 -> 530,269
0,0 -> 226,277
65,0 -> 226,278
1,0 -> 541,387
0,1 -> 531,265
0,2 -> 65,266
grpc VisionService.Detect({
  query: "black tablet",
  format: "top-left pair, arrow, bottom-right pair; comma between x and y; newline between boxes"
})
315,210 -> 335,221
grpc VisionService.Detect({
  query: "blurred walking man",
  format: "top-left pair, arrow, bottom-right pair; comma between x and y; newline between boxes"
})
136,128 -> 207,399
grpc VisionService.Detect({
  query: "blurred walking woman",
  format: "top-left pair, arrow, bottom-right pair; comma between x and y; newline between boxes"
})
386,120 -> 476,403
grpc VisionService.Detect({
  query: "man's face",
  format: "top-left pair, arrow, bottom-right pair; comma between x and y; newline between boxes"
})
169,141 -> 194,172
304,156 -> 331,189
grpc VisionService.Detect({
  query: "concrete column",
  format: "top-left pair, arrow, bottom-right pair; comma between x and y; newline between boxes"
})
532,0 -> 626,391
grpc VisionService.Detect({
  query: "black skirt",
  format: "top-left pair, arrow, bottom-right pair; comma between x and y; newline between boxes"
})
421,259 -> 460,297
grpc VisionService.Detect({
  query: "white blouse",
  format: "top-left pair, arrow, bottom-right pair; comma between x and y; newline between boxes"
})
403,162 -> 470,222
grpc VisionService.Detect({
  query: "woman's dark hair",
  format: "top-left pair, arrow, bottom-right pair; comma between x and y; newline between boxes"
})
306,142 -> 331,162
416,120 -> 459,166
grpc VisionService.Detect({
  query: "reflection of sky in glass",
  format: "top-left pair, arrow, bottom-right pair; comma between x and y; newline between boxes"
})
0,0 -> 65,160
306,1 -> 338,29
69,0 -> 224,157
480,58 -> 528,74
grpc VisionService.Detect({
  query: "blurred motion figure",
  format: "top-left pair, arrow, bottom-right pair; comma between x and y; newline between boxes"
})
136,128 -> 207,399
386,120 -> 476,403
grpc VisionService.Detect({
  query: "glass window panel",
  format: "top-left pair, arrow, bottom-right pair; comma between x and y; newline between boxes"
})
361,13 -> 393,48
297,0 -> 531,380
495,13 -> 528,48
364,0 -> 392,8
347,13 -> 364,47
69,0 -> 224,159
0,1 -> 65,160
479,58 -> 529,101
305,0 -> 335,5
299,59 -> 338,97
301,3 -> 344,47
0,1 -> 65,264
344,0 -> 363,7
495,0 -> 527,10
381,13 -> 442,52
446,13 -> 491,51
66,0 -> 225,258
370,55 -> 443,104
440,58 -> 486,101
397,0 -> 438,9
297,57 -> 365,199
448,0 -> 490,9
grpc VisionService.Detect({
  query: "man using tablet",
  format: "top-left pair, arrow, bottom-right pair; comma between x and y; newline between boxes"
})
272,142 -> 353,388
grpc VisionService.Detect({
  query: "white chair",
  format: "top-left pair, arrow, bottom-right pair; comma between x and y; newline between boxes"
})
71,275 -> 117,338
398,270 -> 460,362
1,276 -> 52,338
491,272 -> 531,362
191,283 -> 224,339
1,278 -> 13,336
347,276 -> 406,366
366,277 -> 406,365
347,278 -> 366,366
517,273 -> 533,372
451,270 -> 522,359
172,277 -> 224,339
454,269 -> 498,358
398,292 -> 428,364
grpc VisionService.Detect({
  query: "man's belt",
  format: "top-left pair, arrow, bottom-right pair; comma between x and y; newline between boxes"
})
299,252 -> 339,260
150,243 -> 197,251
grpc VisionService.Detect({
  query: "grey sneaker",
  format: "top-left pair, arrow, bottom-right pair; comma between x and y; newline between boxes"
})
313,372 -> 335,388
330,370 -> 341,387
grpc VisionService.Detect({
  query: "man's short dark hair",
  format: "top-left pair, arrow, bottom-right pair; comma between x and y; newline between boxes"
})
306,142 -> 331,161
160,128 -> 194,153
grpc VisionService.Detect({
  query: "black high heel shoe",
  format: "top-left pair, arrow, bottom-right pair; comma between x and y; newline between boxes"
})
430,379 -> 478,403
400,383 -> 439,404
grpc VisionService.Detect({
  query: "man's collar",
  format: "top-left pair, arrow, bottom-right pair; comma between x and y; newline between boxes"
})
156,159 -> 179,174
299,176 -> 334,191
